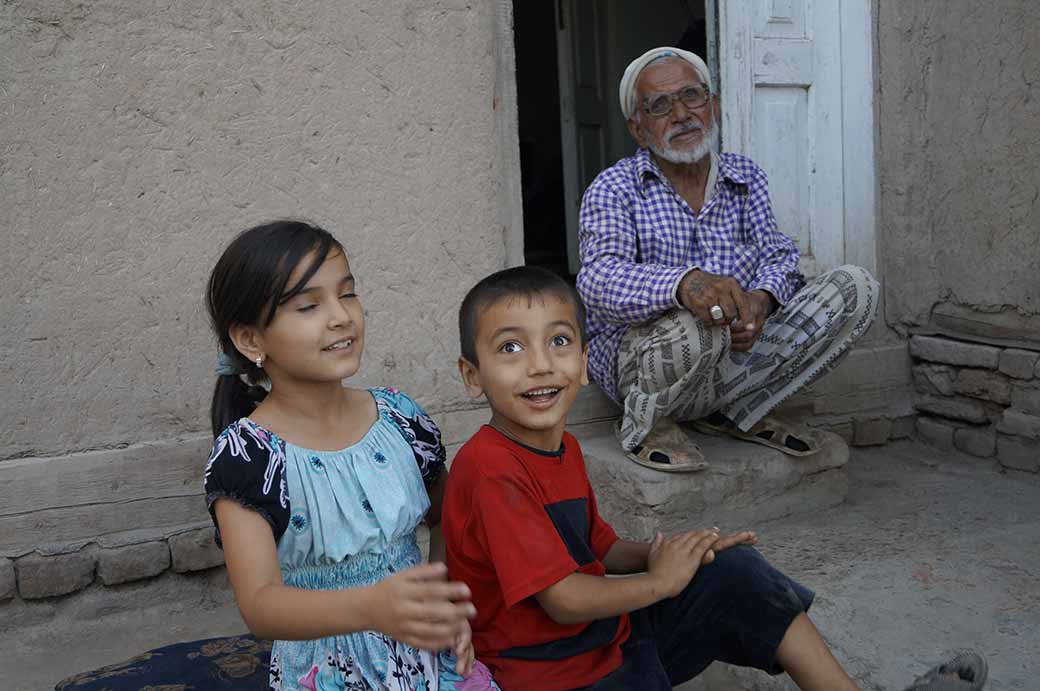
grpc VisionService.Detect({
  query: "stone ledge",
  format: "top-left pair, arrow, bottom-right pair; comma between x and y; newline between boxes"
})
98,541 -> 172,586
910,335 -> 1000,369
579,427 -> 848,541
16,549 -> 96,600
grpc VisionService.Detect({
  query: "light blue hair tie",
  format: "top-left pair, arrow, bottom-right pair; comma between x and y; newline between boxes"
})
215,350 -> 244,377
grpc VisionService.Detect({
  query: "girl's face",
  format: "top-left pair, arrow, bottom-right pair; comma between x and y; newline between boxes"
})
257,248 -> 365,386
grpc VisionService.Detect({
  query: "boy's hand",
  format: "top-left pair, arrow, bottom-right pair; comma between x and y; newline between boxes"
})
709,529 -> 758,557
453,619 -> 475,677
367,562 -> 476,651
647,529 -> 720,599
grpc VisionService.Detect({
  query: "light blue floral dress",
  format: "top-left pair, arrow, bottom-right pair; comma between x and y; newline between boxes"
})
204,387 -> 498,691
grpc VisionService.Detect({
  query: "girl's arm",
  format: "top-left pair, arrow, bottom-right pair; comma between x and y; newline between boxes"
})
216,499 -> 474,648
423,472 -> 448,563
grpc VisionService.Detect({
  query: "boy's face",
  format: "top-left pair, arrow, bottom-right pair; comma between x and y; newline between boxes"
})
459,293 -> 589,452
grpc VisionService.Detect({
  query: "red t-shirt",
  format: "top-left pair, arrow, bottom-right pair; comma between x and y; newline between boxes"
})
442,426 -> 630,691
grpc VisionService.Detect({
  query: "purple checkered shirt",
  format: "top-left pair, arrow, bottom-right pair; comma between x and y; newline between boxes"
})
576,148 -> 805,402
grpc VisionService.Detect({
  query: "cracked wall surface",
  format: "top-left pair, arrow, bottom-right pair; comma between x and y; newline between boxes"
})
877,1 -> 1040,344
0,1 -> 507,460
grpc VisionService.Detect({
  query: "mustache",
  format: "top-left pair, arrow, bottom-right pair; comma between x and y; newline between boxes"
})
666,120 -> 704,140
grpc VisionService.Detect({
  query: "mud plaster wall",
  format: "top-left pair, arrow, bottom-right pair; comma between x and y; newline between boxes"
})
876,1 -> 1040,344
0,1 -> 508,461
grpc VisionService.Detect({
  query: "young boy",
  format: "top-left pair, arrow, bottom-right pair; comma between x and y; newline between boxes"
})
441,266 -> 985,691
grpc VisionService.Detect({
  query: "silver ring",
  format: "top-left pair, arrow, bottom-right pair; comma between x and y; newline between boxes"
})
710,305 -> 725,320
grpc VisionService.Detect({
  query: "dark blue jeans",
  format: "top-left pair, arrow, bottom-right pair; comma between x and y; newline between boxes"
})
571,545 -> 814,691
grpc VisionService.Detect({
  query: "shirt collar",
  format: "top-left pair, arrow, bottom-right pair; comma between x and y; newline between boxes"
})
634,147 -> 747,198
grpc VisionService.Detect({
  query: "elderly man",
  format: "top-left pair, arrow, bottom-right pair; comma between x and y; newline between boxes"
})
577,47 -> 879,471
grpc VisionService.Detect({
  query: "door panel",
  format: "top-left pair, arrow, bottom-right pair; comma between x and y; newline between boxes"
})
720,0 -> 851,277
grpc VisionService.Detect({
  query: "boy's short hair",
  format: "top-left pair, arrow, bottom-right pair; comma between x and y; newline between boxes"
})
459,266 -> 587,366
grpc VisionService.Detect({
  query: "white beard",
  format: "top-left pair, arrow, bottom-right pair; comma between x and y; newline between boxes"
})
645,115 -> 719,165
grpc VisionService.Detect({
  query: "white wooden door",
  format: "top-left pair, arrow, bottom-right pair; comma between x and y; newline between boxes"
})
718,0 -> 877,277
556,0 -> 608,275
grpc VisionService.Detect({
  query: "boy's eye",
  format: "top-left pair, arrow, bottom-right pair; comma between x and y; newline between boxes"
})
499,341 -> 523,354
550,334 -> 572,347
296,304 -> 317,312
340,292 -> 357,300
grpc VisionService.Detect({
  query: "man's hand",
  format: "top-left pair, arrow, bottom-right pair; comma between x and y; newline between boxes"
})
677,269 -> 752,328
646,529 -> 720,599
730,290 -> 776,352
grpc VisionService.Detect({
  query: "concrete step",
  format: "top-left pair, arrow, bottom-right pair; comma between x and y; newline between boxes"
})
576,424 -> 850,541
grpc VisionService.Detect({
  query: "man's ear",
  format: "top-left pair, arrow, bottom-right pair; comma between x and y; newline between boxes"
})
458,357 -> 485,399
229,324 -> 264,364
580,345 -> 590,387
626,116 -> 646,148
711,94 -> 721,122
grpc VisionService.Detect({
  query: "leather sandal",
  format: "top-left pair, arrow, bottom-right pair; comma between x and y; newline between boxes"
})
621,418 -> 708,473
690,414 -> 822,457
902,651 -> 988,691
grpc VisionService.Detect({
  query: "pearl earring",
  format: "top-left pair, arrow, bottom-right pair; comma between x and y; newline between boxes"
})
255,355 -> 264,368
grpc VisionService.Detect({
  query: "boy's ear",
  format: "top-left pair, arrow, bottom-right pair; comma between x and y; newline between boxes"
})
458,357 -> 485,399
580,344 -> 590,387
229,324 -> 264,364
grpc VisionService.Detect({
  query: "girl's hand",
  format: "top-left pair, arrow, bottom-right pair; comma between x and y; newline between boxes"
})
453,619 -> 475,677
367,562 -> 475,651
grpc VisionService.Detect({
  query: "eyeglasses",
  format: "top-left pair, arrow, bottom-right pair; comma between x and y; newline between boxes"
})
642,85 -> 711,118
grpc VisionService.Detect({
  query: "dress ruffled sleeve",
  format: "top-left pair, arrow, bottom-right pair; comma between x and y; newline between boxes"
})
203,420 -> 290,547
375,388 -> 447,485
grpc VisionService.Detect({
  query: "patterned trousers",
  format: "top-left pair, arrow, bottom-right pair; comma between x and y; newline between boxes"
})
615,265 -> 880,452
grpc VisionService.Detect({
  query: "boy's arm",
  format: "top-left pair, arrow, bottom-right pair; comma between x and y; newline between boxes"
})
601,539 -> 651,574
535,530 -> 719,625
601,529 -> 759,575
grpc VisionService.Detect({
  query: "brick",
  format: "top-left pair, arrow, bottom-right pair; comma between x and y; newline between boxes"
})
1010,384 -> 1040,416
913,364 -> 956,396
97,541 -> 171,586
999,349 -> 1039,380
890,415 -> 918,439
955,369 -> 1011,405
916,416 -> 956,451
914,395 -> 990,424
170,528 -> 223,573
910,336 -> 1000,369
954,426 -> 996,458
852,416 -> 892,446
0,558 -> 14,601
16,550 -> 95,599
997,409 -> 1040,440
997,435 -> 1040,473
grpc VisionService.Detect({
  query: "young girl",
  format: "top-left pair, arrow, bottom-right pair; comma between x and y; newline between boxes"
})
203,220 -> 498,691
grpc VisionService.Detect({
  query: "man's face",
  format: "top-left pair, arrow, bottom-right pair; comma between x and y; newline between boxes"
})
459,294 -> 588,452
628,58 -> 719,165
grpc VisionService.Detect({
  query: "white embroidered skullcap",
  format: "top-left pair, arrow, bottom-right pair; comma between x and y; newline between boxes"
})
618,46 -> 712,120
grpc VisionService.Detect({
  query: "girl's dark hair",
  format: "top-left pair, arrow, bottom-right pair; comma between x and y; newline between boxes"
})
206,220 -> 344,437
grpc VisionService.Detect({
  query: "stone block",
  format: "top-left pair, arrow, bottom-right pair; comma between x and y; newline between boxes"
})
1010,383 -> 1040,416
914,395 -> 990,424
954,426 -> 996,458
997,409 -> 1040,440
852,416 -> 892,446
997,435 -> 1040,473
16,550 -> 95,599
999,348 -> 1039,380
955,369 -> 1011,405
0,558 -> 14,601
581,429 -> 848,541
170,528 -> 223,573
916,416 -> 956,451
912,363 -> 957,396
97,541 -> 171,586
909,336 -> 1000,369
890,415 -> 917,439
